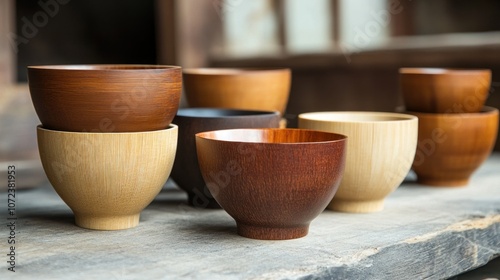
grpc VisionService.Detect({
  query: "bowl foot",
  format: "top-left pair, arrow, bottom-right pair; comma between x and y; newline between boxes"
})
417,177 -> 470,187
188,193 -> 221,209
328,199 -> 385,213
236,223 -> 309,240
74,213 -> 140,230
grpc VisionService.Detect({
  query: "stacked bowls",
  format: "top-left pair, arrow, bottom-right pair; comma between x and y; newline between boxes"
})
400,68 -> 498,186
29,65 -> 182,230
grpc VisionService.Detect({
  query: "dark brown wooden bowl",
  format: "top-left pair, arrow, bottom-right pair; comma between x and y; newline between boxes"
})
408,106 -> 498,186
195,128 -> 347,240
28,65 -> 182,132
171,108 -> 281,208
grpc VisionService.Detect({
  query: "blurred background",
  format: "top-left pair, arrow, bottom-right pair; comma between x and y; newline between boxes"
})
1,0 -> 500,172
1,2 -> 500,276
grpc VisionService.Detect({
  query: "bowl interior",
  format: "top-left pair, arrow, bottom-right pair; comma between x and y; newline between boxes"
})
197,128 -> 346,144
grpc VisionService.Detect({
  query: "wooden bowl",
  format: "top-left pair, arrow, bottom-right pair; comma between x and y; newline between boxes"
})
171,108 -> 280,209
400,68 -> 491,113
408,107 -> 498,186
28,65 -> 182,132
196,128 -> 346,240
37,125 -> 178,230
299,112 -> 418,213
183,68 -> 291,116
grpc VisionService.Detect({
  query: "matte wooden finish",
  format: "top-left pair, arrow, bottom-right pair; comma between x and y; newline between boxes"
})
196,128 -> 346,240
408,107 -> 498,186
28,65 -> 182,132
400,68 -> 491,113
37,125 -> 178,230
183,68 -> 291,116
171,108 -> 280,208
298,112 -> 418,213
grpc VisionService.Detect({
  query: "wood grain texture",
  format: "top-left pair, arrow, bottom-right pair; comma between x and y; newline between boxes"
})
28,65 -> 182,132
298,112 -> 418,213
195,128 -> 346,240
171,108 -> 280,209
400,68 -> 491,113
183,68 -> 291,116
408,107 -> 498,186
37,125 -> 178,230
4,155 -> 500,279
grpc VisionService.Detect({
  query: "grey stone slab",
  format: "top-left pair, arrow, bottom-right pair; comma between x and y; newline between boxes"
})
1,155 -> 500,280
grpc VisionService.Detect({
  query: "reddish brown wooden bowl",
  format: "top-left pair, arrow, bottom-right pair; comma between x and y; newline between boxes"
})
28,65 -> 182,132
183,68 -> 291,116
400,68 -> 491,113
409,106 -> 498,186
195,128 -> 347,240
170,108 -> 281,209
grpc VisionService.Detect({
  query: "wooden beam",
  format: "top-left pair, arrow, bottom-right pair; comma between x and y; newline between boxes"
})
156,0 -> 222,68
155,0 -> 177,65
0,0 -> 16,84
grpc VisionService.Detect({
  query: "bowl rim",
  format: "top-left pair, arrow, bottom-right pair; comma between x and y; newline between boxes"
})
298,111 -> 417,124
36,124 -> 178,135
399,67 -> 491,75
175,108 -> 280,119
182,67 -> 290,75
28,65 -> 181,71
195,128 -> 347,145
404,106 -> 499,118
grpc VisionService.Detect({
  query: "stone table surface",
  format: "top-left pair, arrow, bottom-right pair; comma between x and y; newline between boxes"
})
1,154 -> 500,280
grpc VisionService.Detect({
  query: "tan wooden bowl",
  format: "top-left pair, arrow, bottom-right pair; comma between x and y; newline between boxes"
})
196,128 -> 346,240
37,125 -> 178,230
400,68 -> 491,113
407,107 -> 498,186
28,65 -> 182,132
183,68 -> 291,116
299,112 -> 418,213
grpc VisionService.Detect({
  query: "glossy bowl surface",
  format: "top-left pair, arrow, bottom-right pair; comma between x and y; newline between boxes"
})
408,106 -> 498,186
196,128 -> 346,240
400,68 -> 491,113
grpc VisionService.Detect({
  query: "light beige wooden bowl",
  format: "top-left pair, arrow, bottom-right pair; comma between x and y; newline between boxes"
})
299,112 -> 418,213
37,124 -> 178,230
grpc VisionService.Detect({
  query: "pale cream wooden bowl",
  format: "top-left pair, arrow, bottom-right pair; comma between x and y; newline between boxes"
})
37,124 -> 178,230
298,112 -> 418,213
